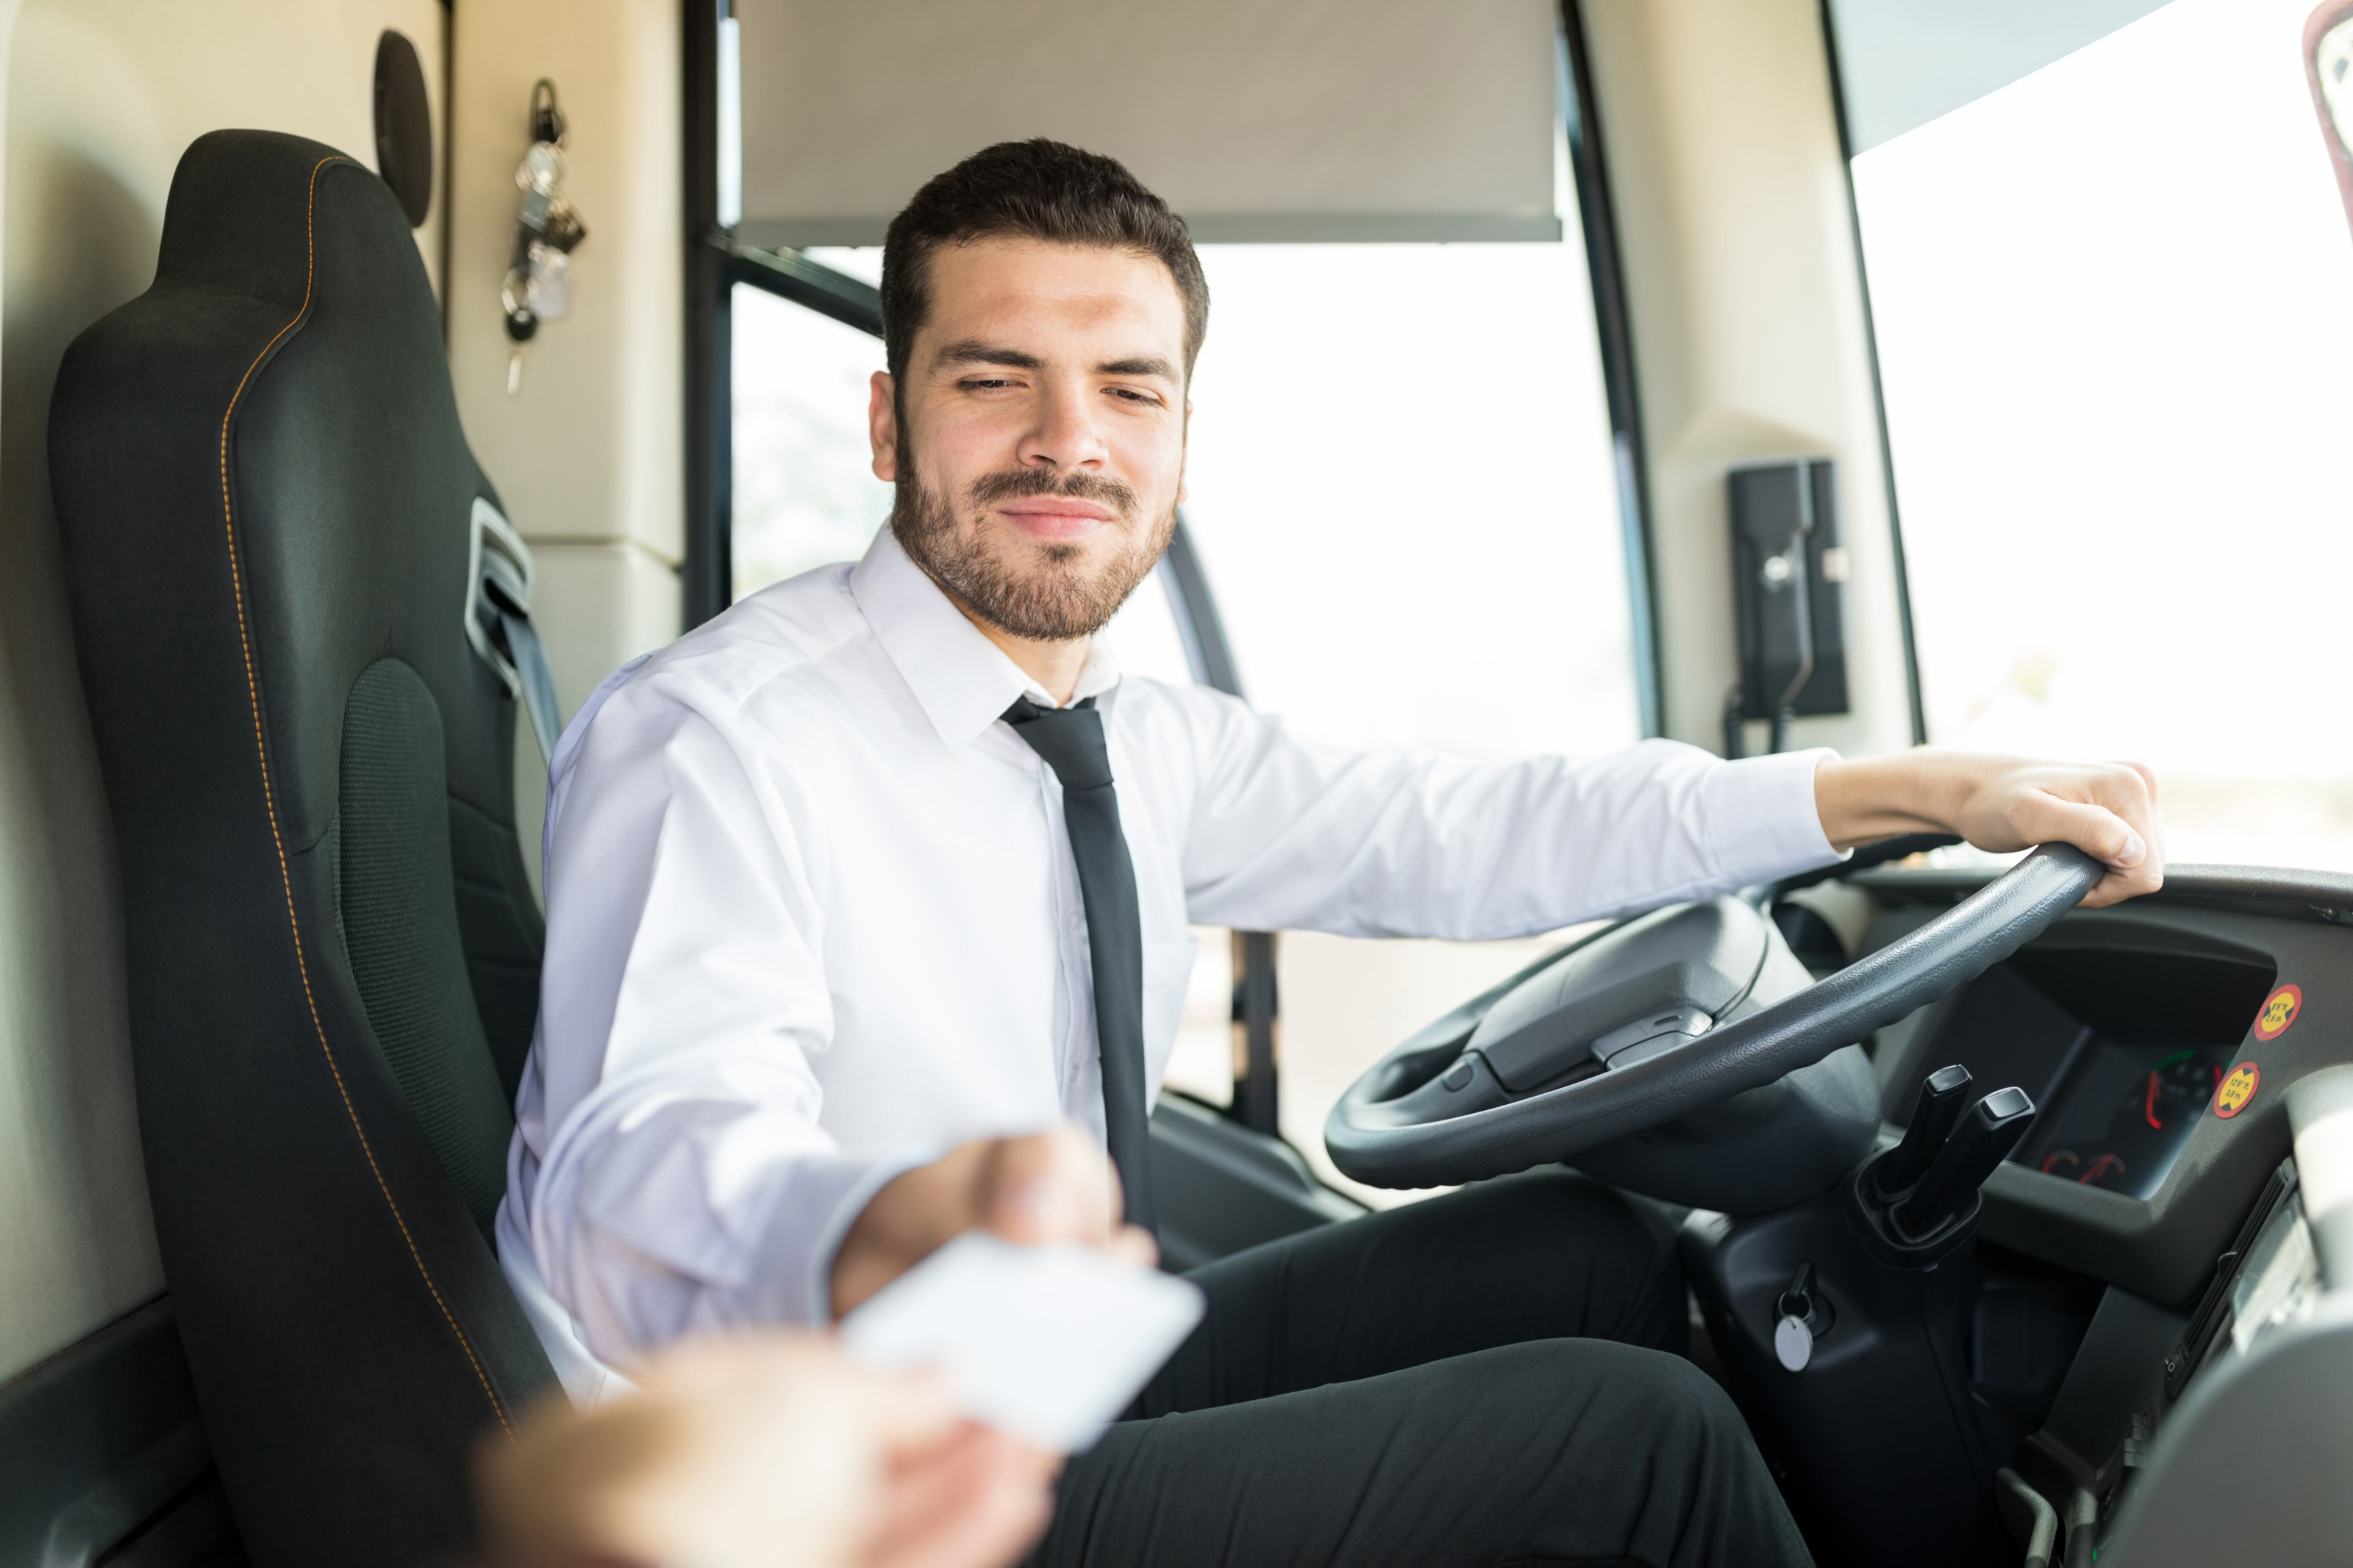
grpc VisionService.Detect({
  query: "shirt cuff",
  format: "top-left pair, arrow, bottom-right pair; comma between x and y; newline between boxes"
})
1699,747 -> 1846,887
757,1146 -> 944,1327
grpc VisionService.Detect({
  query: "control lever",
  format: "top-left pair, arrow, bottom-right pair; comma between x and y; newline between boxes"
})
1873,1063 -> 1973,1199
1894,1085 -> 2038,1241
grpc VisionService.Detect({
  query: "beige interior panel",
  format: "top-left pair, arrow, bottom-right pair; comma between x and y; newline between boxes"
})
448,0 -> 683,575
735,0 -> 1563,246
0,0 -> 447,1384
446,0 -> 688,894
1579,0 -> 1915,762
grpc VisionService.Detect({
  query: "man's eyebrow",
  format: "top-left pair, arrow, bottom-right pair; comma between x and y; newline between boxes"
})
1098,356 -> 1176,380
932,340 -> 1043,371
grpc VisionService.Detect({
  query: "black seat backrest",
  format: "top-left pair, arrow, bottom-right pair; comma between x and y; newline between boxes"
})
47,130 -> 558,1568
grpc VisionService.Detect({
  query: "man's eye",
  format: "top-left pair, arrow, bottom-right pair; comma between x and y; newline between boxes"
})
1109,387 -> 1163,406
960,377 -> 1020,392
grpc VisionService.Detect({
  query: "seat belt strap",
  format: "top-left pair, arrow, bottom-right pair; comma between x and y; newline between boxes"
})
496,607 -> 562,765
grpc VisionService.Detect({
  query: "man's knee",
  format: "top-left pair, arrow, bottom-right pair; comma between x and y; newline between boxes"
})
1455,1341 -> 1804,1566
1464,1335 -> 1729,1438
1577,1340 -> 1752,1460
1448,1170 -> 1689,1350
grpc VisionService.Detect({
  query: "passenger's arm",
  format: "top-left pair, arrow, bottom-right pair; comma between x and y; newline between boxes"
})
475,1331 -> 1057,1568
1813,749 -> 2162,907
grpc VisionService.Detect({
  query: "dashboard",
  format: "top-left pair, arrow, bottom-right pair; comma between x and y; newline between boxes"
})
1851,864 -> 2353,1306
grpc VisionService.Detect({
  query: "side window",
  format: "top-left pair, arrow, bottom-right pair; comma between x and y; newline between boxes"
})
1833,0 -> 2353,868
730,284 -> 890,598
1181,243 -> 1637,764
1168,240 -> 1638,1194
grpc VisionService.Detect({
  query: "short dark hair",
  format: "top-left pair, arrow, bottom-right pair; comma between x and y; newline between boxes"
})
880,139 -> 1209,387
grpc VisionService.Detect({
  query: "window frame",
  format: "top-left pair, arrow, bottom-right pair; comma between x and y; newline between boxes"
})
1813,0 -> 1932,746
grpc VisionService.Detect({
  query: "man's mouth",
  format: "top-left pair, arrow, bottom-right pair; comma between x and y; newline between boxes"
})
995,496 -> 1117,542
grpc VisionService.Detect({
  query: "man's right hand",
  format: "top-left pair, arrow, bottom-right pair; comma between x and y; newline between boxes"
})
829,1125 -> 1157,1318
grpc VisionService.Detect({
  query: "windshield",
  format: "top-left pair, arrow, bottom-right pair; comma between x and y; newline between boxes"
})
1840,0 -> 2353,869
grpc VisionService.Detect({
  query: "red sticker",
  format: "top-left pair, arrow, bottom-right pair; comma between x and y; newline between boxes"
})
2214,1062 -> 2261,1120
2254,984 -> 2302,1042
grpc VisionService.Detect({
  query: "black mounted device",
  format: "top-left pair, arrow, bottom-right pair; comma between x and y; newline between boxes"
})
1726,459 -> 1849,756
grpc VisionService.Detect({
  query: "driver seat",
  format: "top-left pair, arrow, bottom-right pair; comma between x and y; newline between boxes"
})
47,131 -> 559,1568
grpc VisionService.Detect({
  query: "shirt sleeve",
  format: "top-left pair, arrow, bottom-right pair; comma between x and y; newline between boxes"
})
512,679 -> 935,1366
1168,691 -> 1845,939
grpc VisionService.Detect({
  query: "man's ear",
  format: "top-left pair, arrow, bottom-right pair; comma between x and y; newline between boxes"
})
868,371 -> 899,481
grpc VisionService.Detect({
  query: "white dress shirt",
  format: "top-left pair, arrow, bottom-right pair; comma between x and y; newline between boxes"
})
497,528 -> 1842,1400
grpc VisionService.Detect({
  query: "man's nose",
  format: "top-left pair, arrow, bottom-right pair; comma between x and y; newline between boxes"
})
1017,380 -> 1108,470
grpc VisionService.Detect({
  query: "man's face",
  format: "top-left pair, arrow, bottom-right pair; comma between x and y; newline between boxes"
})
870,236 -> 1190,642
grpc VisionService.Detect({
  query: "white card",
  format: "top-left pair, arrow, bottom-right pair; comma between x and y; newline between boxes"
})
840,1234 -> 1204,1450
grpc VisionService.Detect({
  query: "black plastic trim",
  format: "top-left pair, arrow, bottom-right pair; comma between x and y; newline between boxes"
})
1855,862 -> 2353,928
437,1 -> 454,340
1814,0 -> 1929,745
1151,1095 -> 1359,1271
724,246 -> 882,337
1561,0 -> 1663,738
1853,873 -> 2352,1305
1157,517 -> 1241,698
0,1298 -> 241,1567
682,0 -> 729,629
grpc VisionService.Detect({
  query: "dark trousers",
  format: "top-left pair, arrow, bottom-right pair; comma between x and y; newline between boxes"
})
1029,1170 -> 1813,1568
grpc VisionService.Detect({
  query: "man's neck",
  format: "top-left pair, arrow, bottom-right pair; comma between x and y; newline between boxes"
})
942,587 -> 1092,706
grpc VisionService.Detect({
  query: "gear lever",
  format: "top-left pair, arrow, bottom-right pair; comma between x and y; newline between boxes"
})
1893,1085 -> 2038,1241
1874,1064 -> 1973,1199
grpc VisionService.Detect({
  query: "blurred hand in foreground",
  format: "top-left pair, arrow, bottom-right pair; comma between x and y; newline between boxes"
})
477,1332 -> 1057,1568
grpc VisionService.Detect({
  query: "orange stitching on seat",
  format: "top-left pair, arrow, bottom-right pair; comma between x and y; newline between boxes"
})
215,155 -> 515,1439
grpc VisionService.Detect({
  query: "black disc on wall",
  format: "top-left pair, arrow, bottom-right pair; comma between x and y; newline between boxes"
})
374,30 -> 432,228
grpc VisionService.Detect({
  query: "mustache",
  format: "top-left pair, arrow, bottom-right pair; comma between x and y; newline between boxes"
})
965,466 -> 1140,519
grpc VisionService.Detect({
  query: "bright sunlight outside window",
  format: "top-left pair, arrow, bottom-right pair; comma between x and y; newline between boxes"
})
1851,0 -> 2353,870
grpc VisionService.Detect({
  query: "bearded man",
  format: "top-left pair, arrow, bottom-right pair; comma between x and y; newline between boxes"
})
499,139 -> 2163,1568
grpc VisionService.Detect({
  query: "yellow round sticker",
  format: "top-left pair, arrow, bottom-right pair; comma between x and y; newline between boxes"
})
2214,1062 -> 2261,1120
2254,984 -> 2302,1042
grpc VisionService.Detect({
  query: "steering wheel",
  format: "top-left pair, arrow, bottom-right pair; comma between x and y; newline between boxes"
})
1324,843 -> 2104,1192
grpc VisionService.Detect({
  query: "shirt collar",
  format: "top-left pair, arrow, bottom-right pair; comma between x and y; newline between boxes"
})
849,526 -> 1122,751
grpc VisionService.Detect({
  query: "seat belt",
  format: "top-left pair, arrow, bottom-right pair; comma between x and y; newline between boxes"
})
465,498 -> 562,763
491,601 -> 562,763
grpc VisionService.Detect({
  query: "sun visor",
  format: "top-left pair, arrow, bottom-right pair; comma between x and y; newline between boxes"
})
734,0 -> 1564,248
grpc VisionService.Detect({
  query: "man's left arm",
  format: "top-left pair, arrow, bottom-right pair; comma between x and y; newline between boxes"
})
1167,691 -> 2163,937
1169,690 -> 1844,939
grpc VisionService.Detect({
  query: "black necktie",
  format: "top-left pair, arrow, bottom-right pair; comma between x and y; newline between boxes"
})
1002,696 -> 1155,1234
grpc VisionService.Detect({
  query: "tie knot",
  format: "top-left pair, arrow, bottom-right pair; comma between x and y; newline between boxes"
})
1003,697 -> 1114,791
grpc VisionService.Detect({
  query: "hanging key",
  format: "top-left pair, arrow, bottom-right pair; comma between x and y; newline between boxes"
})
1774,1261 -> 1832,1372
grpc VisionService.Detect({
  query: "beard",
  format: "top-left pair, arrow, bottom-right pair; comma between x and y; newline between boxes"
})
890,437 -> 1176,643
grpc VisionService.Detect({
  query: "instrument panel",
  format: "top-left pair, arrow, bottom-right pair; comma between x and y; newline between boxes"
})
1851,864 -> 2353,1306
2014,1040 -> 2234,1200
